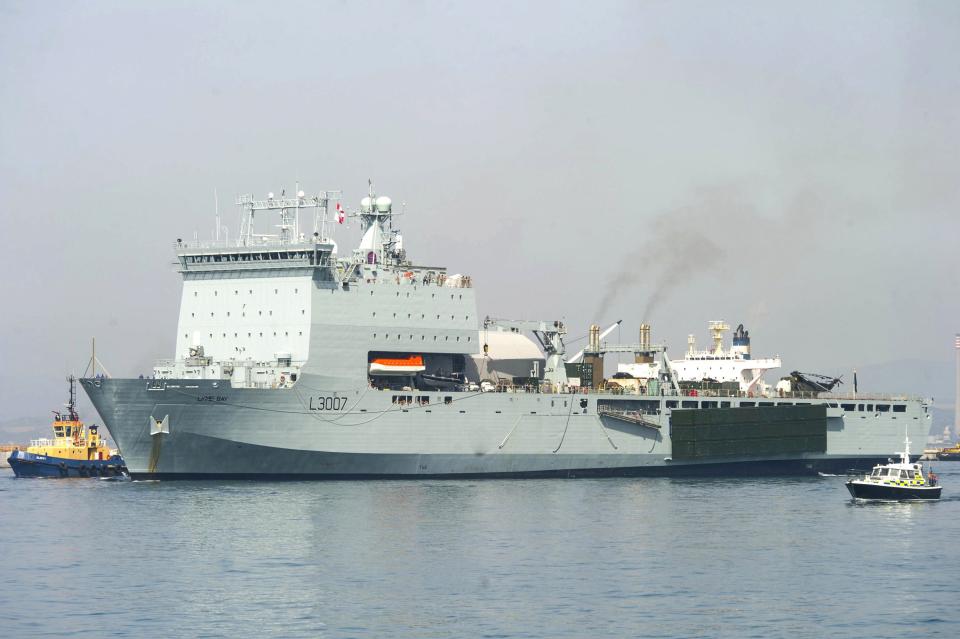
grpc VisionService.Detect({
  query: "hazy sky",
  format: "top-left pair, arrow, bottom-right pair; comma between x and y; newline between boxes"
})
1,0 -> 958,420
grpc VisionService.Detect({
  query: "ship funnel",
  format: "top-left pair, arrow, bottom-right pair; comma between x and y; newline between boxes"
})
583,324 -> 604,389
636,323 -> 653,364
732,323 -> 751,360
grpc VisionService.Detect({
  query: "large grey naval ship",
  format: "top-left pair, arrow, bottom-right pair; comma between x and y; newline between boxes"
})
81,184 -> 932,479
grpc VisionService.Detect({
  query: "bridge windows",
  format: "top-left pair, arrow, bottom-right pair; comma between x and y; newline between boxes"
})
893,405 -> 906,413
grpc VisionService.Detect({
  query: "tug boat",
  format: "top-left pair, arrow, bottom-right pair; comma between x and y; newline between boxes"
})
846,432 -> 941,500
7,376 -> 126,478
936,442 -> 960,461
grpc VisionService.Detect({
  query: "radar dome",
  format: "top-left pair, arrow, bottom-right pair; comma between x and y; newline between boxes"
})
360,196 -> 373,213
376,196 -> 392,213
297,190 -> 305,198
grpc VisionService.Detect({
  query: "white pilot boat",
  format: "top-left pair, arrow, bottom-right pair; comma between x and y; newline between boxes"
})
846,432 -> 941,500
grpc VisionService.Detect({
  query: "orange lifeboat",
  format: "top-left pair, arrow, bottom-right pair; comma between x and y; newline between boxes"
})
368,355 -> 426,375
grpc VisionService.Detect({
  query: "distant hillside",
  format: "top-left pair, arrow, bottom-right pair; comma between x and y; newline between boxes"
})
843,359 -> 954,407
0,416 -> 48,445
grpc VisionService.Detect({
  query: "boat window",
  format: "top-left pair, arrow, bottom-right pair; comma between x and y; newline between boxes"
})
858,404 -> 864,411
841,404 -> 856,411
866,404 -> 874,412
893,405 -> 906,413
666,401 -> 678,408
759,402 -> 774,407
879,468 -> 890,476
876,404 -> 890,412
871,468 -> 881,477
681,401 -> 698,408
905,470 -> 915,479
701,401 -> 718,409
740,402 -> 755,407
720,401 -> 731,408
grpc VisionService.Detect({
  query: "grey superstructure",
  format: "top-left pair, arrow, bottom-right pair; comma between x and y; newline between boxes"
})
81,184 -> 932,479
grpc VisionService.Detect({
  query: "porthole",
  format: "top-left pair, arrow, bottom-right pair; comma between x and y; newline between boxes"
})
214,291 -> 218,296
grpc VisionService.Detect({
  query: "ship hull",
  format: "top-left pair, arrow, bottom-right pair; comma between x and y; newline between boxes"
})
7,450 -> 127,478
81,377 -> 931,480
845,480 -> 941,500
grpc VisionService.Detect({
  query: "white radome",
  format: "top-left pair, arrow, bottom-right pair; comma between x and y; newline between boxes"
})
376,196 -> 392,212
360,196 -> 373,212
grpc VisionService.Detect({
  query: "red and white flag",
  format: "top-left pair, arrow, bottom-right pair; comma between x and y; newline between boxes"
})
336,202 -> 345,224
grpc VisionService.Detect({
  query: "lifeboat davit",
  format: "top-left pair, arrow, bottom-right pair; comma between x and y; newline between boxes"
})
369,355 -> 426,376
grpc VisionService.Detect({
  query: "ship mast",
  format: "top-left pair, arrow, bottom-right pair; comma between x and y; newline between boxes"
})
236,188 -> 343,246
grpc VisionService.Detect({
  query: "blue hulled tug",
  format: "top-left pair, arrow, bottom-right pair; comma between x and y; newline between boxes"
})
7,376 -> 126,478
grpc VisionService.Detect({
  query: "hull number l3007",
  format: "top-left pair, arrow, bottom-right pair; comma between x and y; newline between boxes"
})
310,396 -> 346,411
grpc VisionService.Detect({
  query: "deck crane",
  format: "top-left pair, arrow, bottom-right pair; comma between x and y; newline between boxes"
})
482,316 -> 569,387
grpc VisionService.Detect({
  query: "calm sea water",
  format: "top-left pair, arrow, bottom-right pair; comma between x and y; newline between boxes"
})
2,465 -> 959,638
